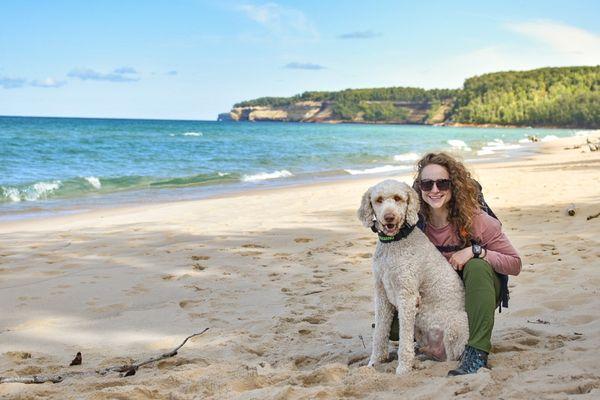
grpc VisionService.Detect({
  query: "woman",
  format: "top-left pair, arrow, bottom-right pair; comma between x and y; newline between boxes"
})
414,152 -> 521,375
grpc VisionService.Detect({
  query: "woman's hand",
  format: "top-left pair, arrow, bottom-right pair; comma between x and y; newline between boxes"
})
449,247 -> 474,270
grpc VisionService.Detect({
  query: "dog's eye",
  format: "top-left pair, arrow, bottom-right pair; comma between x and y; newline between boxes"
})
375,197 -> 383,204
394,196 -> 402,202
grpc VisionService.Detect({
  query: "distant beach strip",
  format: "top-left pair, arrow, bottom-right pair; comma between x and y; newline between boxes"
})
0,116 -> 594,218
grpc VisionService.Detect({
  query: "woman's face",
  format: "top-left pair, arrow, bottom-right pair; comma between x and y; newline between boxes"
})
420,164 -> 452,211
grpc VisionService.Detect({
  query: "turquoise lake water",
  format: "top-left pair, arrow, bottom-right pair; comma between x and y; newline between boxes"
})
0,116 -> 584,218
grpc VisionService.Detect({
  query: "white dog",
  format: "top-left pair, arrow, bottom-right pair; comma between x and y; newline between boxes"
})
357,179 -> 468,375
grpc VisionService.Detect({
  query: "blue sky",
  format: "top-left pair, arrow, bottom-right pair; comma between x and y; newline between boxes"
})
1,0 -> 599,120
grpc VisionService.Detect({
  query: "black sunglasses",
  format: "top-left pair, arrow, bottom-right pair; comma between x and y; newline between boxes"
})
419,179 -> 451,191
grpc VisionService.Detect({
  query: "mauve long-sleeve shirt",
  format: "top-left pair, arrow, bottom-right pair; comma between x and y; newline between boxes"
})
424,212 -> 522,276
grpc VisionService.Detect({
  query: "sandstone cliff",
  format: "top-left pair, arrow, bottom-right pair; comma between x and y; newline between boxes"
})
221,100 -> 450,125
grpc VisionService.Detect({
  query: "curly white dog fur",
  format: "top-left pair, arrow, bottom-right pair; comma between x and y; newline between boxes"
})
358,179 -> 468,375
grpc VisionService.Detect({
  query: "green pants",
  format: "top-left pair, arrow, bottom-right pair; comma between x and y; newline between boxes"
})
462,258 -> 501,353
389,258 -> 500,353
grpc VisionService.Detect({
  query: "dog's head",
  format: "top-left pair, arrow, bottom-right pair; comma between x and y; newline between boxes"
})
357,179 -> 420,236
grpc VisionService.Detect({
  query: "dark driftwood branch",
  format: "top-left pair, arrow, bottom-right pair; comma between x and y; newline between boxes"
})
587,212 -> 600,221
0,328 -> 209,384
116,328 -> 209,377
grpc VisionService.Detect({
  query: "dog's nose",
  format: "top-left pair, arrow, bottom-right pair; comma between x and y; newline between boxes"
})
384,213 -> 395,223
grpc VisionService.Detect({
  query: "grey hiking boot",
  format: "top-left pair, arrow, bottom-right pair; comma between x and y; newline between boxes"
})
447,345 -> 488,376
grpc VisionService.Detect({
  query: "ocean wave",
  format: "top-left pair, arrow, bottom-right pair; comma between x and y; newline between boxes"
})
344,165 -> 411,175
393,152 -> 420,162
447,139 -> 472,151
1,180 -> 62,202
85,176 -> 102,189
183,132 -> 203,137
242,170 -> 293,182
476,139 -> 521,155
541,135 -> 559,142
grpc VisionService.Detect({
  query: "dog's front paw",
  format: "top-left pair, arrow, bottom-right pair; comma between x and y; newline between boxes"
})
395,364 -> 411,375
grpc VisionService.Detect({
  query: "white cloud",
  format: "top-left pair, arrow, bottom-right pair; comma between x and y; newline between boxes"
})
237,2 -> 318,39
31,77 -> 67,88
284,62 -> 326,70
0,76 -> 26,89
418,20 -> 600,88
505,20 -> 600,65
338,30 -> 382,40
68,67 -> 140,82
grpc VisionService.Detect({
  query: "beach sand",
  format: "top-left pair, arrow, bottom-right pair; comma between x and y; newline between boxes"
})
1,133 -> 599,399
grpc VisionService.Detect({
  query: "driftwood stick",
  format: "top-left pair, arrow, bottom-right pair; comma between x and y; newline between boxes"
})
116,328 -> 209,377
0,328 -> 209,384
587,211 -> 600,221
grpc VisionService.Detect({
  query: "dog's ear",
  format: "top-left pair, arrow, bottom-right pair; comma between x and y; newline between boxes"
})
406,186 -> 420,226
357,187 -> 375,227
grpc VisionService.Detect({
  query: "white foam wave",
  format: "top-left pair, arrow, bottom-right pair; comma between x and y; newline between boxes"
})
393,152 -> 420,162
447,139 -> 472,151
345,165 -> 411,175
1,181 -> 62,202
541,135 -> 559,142
85,176 -> 102,189
1,187 -> 21,202
242,170 -> 293,182
475,138 -> 523,156
518,138 -> 530,143
217,172 -> 229,177
183,132 -> 202,137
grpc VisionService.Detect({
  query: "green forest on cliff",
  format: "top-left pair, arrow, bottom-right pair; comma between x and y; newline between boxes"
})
233,66 -> 600,128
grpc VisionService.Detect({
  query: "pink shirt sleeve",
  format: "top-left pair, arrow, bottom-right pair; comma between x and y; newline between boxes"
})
472,213 -> 521,276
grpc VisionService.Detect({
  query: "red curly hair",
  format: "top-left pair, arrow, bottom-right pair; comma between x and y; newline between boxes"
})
414,152 -> 481,246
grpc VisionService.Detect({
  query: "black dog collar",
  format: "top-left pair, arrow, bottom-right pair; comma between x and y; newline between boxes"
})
372,223 -> 416,243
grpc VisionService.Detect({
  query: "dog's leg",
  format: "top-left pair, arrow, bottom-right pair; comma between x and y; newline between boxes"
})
368,280 -> 394,367
443,311 -> 469,361
395,296 -> 417,375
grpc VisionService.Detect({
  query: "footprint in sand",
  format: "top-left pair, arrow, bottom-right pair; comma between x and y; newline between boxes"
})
242,243 -> 268,249
302,315 -> 327,325
294,238 -> 313,243
192,263 -> 207,271
179,299 -> 201,309
191,255 -> 210,261
239,251 -> 262,257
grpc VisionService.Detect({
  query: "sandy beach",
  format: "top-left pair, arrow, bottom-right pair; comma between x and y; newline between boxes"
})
1,133 -> 599,399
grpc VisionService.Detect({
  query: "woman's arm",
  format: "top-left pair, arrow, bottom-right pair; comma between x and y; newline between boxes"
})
474,213 -> 522,276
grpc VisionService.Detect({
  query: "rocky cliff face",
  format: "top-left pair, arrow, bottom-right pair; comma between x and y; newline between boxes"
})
220,100 -> 450,124
226,101 -> 335,123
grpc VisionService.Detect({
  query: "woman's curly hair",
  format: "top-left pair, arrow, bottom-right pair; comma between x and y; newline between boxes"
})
414,152 -> 481,246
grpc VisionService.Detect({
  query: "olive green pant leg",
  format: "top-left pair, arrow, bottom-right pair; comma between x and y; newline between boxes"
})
462,258 -> 501,353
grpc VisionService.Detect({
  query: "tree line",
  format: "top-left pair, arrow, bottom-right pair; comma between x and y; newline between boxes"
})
233,66 -> 600,128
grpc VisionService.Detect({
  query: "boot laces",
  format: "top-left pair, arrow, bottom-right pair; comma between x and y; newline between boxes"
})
459,346 -> 486,373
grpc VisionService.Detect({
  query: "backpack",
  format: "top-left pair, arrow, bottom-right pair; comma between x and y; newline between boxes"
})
415,180 -> 510,312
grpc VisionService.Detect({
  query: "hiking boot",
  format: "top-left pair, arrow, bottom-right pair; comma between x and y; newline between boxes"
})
447,345 -> 488,376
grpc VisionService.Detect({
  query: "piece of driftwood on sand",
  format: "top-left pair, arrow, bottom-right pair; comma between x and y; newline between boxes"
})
0,328 -> 209,384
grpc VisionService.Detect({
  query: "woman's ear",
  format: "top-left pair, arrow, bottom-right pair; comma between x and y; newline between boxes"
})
357,187 -> 374,227
406,186 -> 420,226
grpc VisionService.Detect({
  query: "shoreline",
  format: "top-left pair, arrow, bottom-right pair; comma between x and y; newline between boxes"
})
0,131 -> 578,224
0,142 -> 540,225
